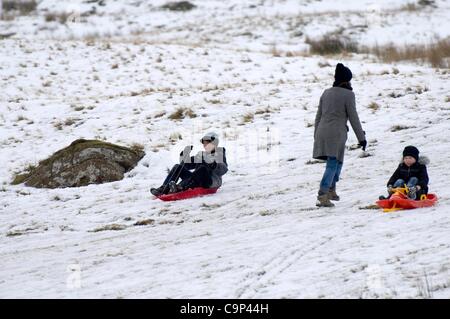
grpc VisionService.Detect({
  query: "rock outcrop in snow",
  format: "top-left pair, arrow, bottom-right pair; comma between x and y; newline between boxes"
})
12,139 -> 145,188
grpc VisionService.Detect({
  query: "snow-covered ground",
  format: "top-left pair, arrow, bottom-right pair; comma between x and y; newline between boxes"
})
0,0 -> 449,298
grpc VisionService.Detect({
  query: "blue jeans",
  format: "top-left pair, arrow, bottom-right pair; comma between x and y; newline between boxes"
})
393,177 -> 418,188
319,157 -> 343,194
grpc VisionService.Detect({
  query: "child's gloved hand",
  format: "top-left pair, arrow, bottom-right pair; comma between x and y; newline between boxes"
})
208,161 -> 217,169
179,145 -> 194,163
387,185 -> 394,194
202,158 -> 217,169
179,145 -> 193,157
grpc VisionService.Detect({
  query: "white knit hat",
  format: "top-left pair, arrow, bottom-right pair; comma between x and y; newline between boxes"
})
200,132 -> 219,146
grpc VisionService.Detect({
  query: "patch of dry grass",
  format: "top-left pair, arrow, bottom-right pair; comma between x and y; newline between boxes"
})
169,132 -> 182,143
44,12 -> 71,24
241,112 -> 254,124
153,110 -> 167,118
306,33 -> 358,55
390,124 -> 415,132
42,80 -> 52,87
270,45 -> 282,57
368,102 -> 380,112
318,61 -> 332,68
3,0 -> 37,15
205,98 -> 221,105
254,107 -> 273,115
362,38 -> 450,68
305,159 -> 325,165
168,107 -> 197,120
90,224 -> 127,232
134,219 -> 155,226
53,118 -> 79,130
72,105 -> 85,112
400,2 -> 420,11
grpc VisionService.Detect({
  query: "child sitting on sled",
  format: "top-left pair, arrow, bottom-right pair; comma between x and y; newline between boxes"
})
379,145 -> 429,200
151,132 -> 228,196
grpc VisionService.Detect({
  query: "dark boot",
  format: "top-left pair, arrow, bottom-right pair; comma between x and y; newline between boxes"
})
407,186 -> 417,200
379,186 -> 394,200
150,185 -> 169,196
167,180 -> 195,194
328,187 -> 340,201
316,191 -> 335,207
178,178 -> 197,191
168,181 -> 182,194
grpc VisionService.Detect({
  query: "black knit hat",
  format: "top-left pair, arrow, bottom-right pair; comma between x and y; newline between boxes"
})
334,63 -> 352,84
403,145 -> 419,161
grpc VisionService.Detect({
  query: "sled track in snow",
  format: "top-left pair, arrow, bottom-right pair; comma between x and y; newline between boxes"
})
235,235 -> 334,298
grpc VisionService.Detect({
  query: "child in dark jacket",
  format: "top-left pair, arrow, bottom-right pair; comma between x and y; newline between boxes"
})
380,145 -> 429,200
151,132 -> 228,196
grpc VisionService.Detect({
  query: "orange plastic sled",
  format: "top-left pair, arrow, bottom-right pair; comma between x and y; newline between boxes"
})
376,187 -> 438,212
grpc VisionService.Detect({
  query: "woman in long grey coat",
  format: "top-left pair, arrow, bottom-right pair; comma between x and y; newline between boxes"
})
313,63 -> 367,207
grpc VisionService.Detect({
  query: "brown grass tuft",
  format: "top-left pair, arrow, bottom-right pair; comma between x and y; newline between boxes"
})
368,102 -> 380,112
306,33 -> 358,55
91,224 -> 127,232
363,38 -> 450,68
3,0 -> 37,15
134,219 -> 155,226
45,12 -> 71,24
241,112 -> 254,124
390,124 -> 415,132
270,45 -> 282,57
168,107 -> 197,120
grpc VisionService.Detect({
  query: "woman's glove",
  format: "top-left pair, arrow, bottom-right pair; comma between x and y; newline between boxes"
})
358,140 -> 367,151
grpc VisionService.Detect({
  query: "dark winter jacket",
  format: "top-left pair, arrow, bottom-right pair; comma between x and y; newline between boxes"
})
387,157 -> 429,193
184,147 -> 228,188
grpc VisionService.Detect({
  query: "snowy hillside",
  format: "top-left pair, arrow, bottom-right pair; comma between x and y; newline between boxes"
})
0,0 -> 449,298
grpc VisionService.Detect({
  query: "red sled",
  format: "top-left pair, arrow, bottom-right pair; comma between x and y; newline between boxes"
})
156,187 -> 219,201
376,192 -> 438,212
